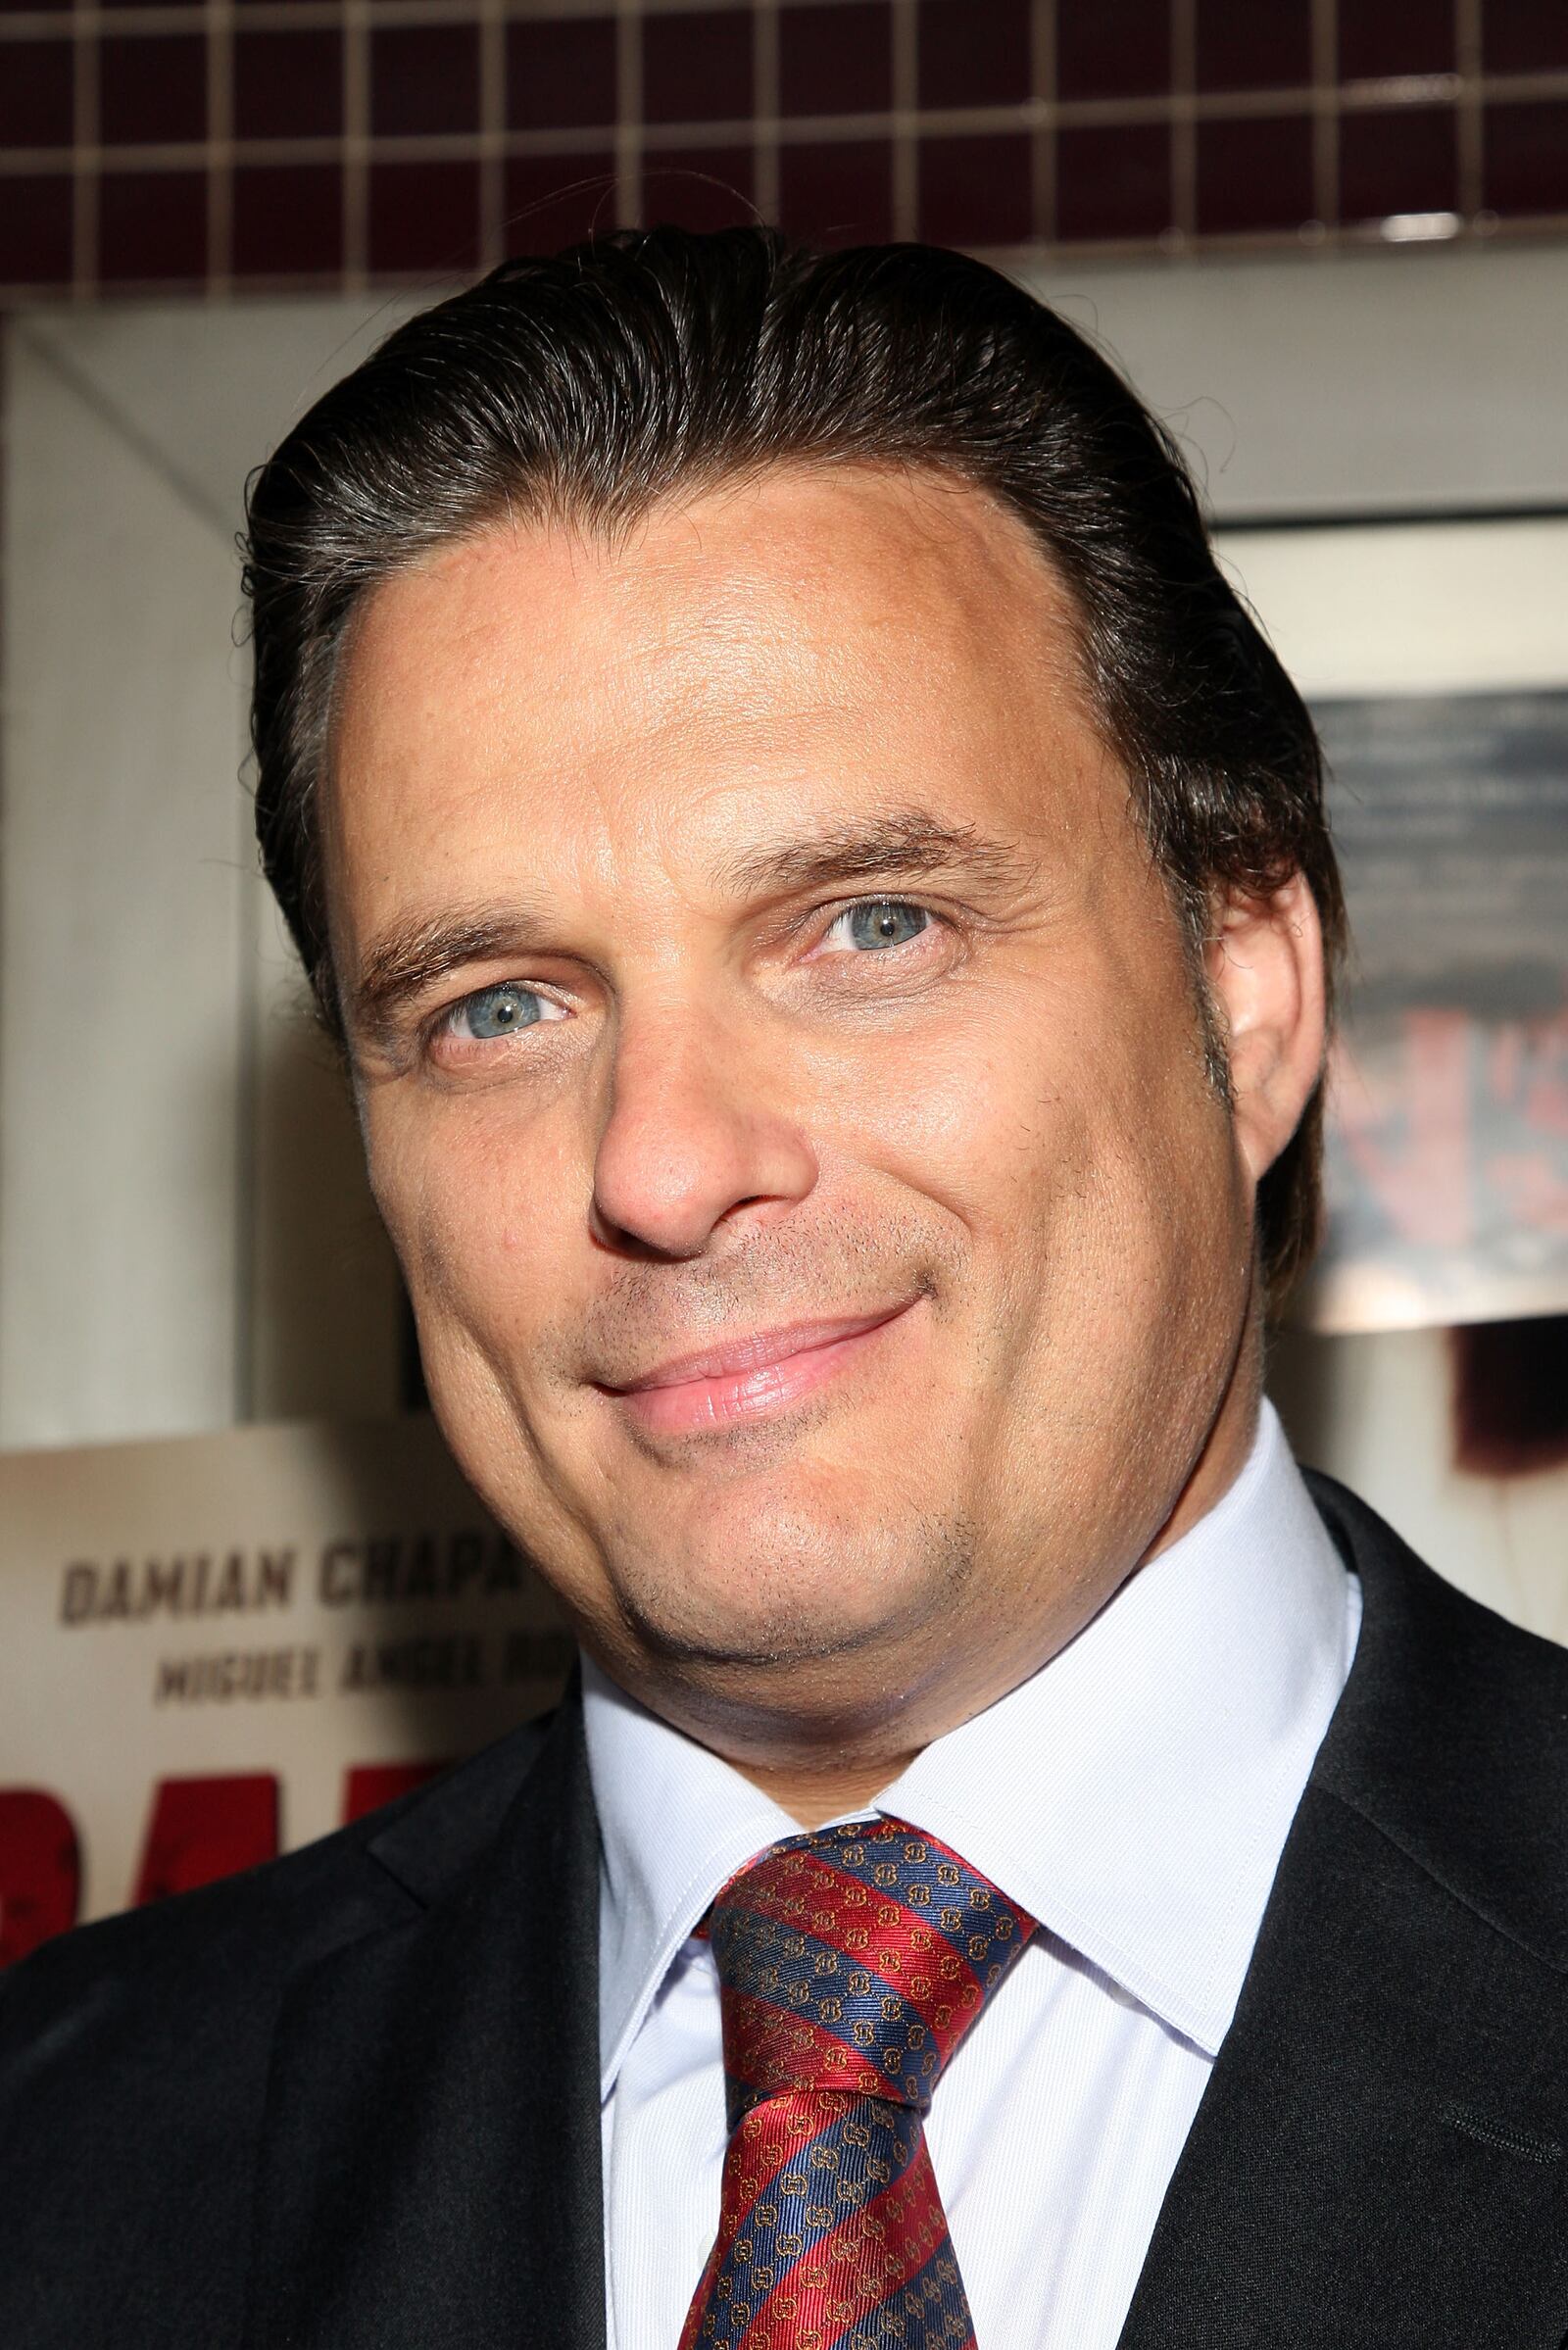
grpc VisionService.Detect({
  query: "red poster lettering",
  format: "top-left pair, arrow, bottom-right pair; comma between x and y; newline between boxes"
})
0,1789 -> 81,1967
342,1761 -> 451,1823
132,1774 -> 279,1907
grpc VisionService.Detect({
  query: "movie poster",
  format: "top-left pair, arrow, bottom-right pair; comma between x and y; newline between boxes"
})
0,1415 -> 570,1964
1298,689 -> 1568,1334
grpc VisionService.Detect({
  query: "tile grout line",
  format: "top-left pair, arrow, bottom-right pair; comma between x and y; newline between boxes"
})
207,0 -> 234,293
479,0 -> 506,266
8,209 -> 1568,308
1031,0 -> 1056,245
1454,0 -> 1485,221
3,79 -> 1564,179
890,0 -> 915,240
3,0 -> 970,32
343,0 -> 369,288
4,0 -> 1039,26
1309,0 -> 1338,232
615,0 -> 642,227
17,73 -> 1544,173
71,0 -> 98,295
753,0 -> 780,225
1169,0 -> 1197,246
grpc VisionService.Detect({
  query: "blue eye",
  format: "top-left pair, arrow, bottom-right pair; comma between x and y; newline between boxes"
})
453,983 -> 547,1040
840,900 -> 930,952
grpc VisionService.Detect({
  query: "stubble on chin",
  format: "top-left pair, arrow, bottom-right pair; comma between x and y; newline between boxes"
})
595,1491 -> 981,1681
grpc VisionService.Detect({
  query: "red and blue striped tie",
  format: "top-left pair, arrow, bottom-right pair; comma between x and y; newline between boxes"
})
679,1817 -> 1037,2350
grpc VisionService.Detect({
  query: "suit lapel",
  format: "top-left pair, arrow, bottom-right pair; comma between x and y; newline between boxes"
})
1118,1478 -> 1568,2348
241,1482 -> 1568,2346
1116,1782 -> 1568,2346
246,1692 -> 606,2350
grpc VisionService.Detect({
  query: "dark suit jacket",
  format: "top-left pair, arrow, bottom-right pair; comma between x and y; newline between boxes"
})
4,1473 -> 1568,2347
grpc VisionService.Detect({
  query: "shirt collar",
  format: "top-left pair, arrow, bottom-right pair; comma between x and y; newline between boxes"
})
582,1401 -> 1357,2091
583,1654 -> 800,2096
880,1402 -> 1358,2053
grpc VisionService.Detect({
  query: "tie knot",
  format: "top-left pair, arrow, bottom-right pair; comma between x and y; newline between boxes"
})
705,1818 -> 1035,2129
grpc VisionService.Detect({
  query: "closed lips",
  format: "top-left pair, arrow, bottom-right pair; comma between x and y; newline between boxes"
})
600,1304 -> 914,1393
596,1302 -> 919,1435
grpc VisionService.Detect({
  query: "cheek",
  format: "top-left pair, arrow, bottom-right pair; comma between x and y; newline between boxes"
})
363,1091 -> 583,1341
833,988 -> 1101,1256
858,960 -> 1237,1326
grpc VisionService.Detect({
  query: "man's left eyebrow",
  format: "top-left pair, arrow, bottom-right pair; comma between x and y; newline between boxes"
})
716,809 -> 1036,901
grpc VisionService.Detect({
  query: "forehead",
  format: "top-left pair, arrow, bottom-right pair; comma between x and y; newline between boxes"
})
324,463 -> 1119,925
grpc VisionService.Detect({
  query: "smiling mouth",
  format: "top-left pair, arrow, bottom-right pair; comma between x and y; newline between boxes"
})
596,1299 -> 920,1437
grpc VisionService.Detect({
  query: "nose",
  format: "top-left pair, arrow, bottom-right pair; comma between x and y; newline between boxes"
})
590,1000 -> 818,1259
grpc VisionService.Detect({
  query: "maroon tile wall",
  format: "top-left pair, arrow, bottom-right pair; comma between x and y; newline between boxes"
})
643,142 -> 756,226
1339,0 -> 1457,80
507,17 -> 616,131
1056,119 -> 1171,241
778,3 -> 892,117
0,39 -> 73,150
918,126 -> 1032,246
644,8 -> 753,122
1056,1 -> 1171,103
778,133 -> 893,241
370,23 -> 482,137
1195,0 -> 1313,94
99,32 -> 208,145
504,150 -> 618,246
1485,0 -> 1568,73
233,28 -> 345,143
917,0 -> 1028,110
232,159 -> 344,275
1340,103 -> 1460,223
0,0 -> 1562,299
1196,114 -> 1316,236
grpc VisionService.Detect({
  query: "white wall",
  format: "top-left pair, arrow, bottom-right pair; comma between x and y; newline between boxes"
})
1027,241 -> 1568,520
0,301 -> 414,1445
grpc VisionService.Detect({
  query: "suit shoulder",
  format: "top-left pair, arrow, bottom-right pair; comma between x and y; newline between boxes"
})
0,1802 -> 399,2344
1306,1467 -> 1568,1966
0,1714 -> 552,2134
3,1807 -> 387,2051
1308,1464 -> 1568,1707
0,1716 -> 553,2344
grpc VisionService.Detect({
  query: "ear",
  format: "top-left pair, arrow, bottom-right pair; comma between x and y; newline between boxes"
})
1204,871 -> 1328,1190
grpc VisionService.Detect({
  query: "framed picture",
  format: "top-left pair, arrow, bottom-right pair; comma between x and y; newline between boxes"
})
1219,516 -> 1568,1334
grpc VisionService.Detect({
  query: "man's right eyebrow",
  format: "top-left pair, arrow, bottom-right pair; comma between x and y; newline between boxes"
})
347,908 -> 551,1038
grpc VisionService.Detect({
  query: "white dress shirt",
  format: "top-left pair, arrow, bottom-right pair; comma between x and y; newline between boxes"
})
583,1401 -> 1360,2348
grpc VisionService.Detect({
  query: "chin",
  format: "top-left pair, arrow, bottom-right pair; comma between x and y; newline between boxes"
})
599,1480 -> 974,1673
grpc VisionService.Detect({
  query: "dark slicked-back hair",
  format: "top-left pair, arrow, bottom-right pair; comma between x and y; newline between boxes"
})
245,224 -> 1345,1315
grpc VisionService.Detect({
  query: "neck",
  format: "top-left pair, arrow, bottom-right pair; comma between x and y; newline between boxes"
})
732,1749 -> 919,1831
728,1348 -> 1265,1828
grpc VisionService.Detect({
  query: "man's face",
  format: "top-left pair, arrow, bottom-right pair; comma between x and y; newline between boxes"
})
326,466 -> 1271,1763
